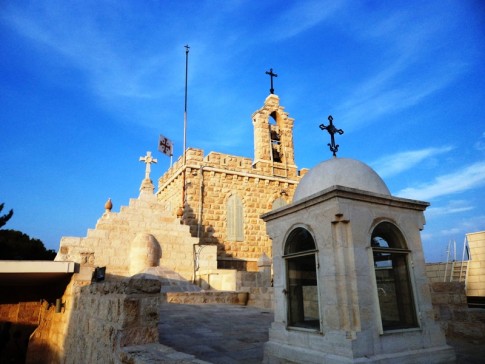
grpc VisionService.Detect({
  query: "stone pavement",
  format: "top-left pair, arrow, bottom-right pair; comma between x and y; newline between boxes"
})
155,303 -> 484,364
158,303 -> 273,364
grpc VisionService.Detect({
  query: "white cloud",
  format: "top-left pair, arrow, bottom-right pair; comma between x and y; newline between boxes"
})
372,146 -> 453,178
425,200 -> 474,217
268,0 -> 345,41
332,3 -> 470,129
2,3 -> 184,99
397,161 -> 485,200
337,59 -> 466,129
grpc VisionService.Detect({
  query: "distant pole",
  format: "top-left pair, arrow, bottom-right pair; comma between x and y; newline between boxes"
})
182,44 -> 190,212
184,44 -> 189,161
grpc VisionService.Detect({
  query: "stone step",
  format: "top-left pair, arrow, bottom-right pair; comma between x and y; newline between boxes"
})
135,266 -> 202,293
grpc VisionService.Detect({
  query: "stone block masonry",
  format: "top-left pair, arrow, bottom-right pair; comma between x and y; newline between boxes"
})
157,94 -> 308,271
430,282 -> 485,343
157,148 -> 303,270
55,191 -> 201,281
26,275 -> 164,364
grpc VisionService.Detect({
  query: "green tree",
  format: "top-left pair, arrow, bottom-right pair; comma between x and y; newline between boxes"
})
0,202 -> 56,260
0,230 -> 56,260
0,203 -> 13,228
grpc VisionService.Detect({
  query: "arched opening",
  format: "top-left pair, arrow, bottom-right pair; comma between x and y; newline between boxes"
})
371,222 -> 418,331
284,227 -> 320,330
269,112 -> 282,163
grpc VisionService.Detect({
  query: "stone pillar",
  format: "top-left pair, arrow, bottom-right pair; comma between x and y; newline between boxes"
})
257,252 -> 272,287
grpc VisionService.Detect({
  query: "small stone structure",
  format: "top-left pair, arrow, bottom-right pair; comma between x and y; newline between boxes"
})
262,157 -> 455,363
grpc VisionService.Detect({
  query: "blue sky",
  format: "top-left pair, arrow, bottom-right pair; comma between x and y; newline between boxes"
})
1,1 -> 484,262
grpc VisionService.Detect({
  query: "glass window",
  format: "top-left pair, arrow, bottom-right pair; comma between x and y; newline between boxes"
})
371,222 -> 418,331
284,228 -> 320,330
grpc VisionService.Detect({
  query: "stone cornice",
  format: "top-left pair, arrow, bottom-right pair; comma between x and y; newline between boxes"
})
261,185 -> 429,222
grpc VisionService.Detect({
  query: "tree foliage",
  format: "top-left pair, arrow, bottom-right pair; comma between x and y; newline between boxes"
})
0,229 -> 57,260
0,202 -> 56,260
0,203 -> 13,228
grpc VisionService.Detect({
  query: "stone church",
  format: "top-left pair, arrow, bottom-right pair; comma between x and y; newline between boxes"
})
54,92 -> 307,288
157,93 -> 308,272
2,87 -> 485,362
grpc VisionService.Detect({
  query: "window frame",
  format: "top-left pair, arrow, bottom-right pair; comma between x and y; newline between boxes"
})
283,227 -> 321,333
370,222 -> 419,334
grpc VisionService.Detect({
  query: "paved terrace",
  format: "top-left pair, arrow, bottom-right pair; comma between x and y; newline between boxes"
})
120,303 -> 484,364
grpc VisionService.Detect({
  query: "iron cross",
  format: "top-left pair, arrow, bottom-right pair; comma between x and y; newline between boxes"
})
265,68 -> 278,94
319,115 -> 344,157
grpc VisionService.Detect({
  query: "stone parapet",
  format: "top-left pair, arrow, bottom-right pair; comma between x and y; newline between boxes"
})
430,281 -> 485,343
26,275 -> 164,364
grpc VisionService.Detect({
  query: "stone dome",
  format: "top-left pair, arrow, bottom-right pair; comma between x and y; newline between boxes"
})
294,158 -> 390,201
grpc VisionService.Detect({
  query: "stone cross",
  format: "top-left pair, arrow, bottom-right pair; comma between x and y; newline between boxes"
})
265,68 -> 278,94
319,115 -> 344,157
139,151 -> 157,180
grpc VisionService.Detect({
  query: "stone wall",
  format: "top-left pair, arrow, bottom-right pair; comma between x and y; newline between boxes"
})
156,94 -> 308,271
0,301 -> 42,363
157,148 -> 301,271
426,262 -> 468,283
26,278 -> 89,364
430,282 -> 485,343
26,275 -> 163,364
235,254 -> 274,309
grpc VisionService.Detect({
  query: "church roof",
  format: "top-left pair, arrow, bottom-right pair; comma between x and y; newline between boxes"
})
293,157 -> 390,201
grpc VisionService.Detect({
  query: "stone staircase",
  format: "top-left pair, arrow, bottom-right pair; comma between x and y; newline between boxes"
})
56,193 -> 210,281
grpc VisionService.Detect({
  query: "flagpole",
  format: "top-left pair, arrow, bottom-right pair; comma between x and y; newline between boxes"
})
182,44 -> 189,213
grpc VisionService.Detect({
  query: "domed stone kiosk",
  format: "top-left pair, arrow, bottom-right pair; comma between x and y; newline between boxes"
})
262,157 -> 455,363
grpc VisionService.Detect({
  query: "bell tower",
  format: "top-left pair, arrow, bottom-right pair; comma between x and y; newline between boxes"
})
252,94 -> 297,178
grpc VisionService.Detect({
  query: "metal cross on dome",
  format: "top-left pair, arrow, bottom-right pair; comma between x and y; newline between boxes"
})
319,115 -> 344,157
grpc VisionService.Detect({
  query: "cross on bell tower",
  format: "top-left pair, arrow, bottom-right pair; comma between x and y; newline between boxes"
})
265,68 -> 278,94
319,115 -> 344,157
